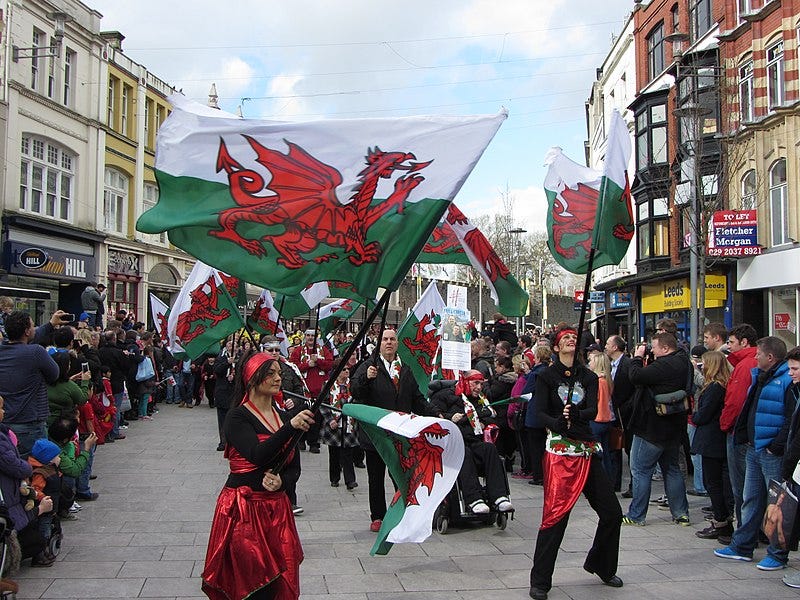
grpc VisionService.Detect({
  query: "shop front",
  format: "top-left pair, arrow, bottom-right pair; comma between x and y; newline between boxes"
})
1,215 -> 103,321
107,249 -> 143,321
639,273 -> 732,341
738,247 -> 800,348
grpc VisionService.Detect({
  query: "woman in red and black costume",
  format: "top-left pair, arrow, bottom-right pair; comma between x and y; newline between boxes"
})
202,351 -> 315,600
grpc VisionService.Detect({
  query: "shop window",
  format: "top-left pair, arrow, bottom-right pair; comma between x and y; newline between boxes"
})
30,28 -> 44,91
647,23 -> 665,81
739,61 -> 754,123
767,41 -> 785,110
110,279 -> 138,319
769,159 -> 789,246
104,168 -> 128,235
19,135 -> 74,221
740,170 -> 756,210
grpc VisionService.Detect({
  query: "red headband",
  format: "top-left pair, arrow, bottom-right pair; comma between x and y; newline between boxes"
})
554,328 -> 578,348
455,370 -> 484,396
243,353 -> 272,387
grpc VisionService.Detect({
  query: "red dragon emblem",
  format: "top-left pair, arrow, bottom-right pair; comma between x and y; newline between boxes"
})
463,228 -> 510,283
421,223 -> 464,256
392,422 -> 450,506
551,179 -> 634,259
156,312 -> 170,346
210,138 -> 433,269
402,312 -> 440,376
175,275 -> 232,344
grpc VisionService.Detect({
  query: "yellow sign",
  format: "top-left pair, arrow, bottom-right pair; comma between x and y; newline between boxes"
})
641,275 -> 727,314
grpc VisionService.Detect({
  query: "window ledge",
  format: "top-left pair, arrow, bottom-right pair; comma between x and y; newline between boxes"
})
741,0 -> 781,23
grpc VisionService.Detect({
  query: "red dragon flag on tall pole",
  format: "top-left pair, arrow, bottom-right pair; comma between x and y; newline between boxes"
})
136,95 -> 506,299
543,109 -> 634,275
341,404 -> 464,556
396,280 -> 446,395
167,261 -> 245,360
149,293 -> 171,348
247,289 -> 289,355
418,203 -> 529,316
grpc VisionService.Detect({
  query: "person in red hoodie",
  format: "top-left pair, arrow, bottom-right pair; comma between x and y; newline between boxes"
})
719,323 -> 759,539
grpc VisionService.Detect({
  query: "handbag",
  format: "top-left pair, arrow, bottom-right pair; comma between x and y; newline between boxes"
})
609,425 -> 625,450
653,389 -> 689,416
136,357 -> 155,382
120,385 -> 132,412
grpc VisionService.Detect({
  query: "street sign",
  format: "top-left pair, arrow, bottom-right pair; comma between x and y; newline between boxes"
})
589,291 -> 605,303
707,210 -> 763,258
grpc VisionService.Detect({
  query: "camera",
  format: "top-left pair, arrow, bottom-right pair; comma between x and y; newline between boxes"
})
81,362 -> 90,373
61,313 -> 75,322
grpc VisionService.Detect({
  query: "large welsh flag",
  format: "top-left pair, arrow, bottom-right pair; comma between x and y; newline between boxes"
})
137,95 -> 506,298
419,203 -> 528,316
341,404 -> 464,555
543,110 -> 633,274
167,261 -> 244,359
396,281 -> 445,395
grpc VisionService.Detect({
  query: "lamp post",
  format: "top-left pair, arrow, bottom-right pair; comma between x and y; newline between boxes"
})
509,227 -> 527,331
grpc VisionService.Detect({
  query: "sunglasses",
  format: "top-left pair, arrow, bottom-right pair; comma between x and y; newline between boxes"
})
264,347 -> 281,352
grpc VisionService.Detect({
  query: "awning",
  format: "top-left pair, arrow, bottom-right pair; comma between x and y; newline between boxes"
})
0,286 -> 51,300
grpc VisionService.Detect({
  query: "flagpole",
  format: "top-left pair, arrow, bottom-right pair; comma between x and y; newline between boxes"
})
564,247 -> 596,416
274,297 -> 286,335
272,289 -> 392,473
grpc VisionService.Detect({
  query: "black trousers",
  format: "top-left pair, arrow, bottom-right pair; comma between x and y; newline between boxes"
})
365,448 -> 395,521
328,445 -> 356,486
530,455 -> 622,592
216,407 -> 228,445
702,455 -> 733,522
525,427 -> 547,481
458,439 -> 510,505
303,408 -> 322,448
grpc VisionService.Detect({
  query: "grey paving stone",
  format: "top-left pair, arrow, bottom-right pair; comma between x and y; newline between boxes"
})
117,560 -> 195,578
323,573 -> 404,593
139,577 -> 203,597
40,578 -> 145,598
395,569 -> 506,591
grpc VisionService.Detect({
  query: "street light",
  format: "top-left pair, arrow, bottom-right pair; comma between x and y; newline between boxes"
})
12,11 -> 73,62
509,227 -> 527,330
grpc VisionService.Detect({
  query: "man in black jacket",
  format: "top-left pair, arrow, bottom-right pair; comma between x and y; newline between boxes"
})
605,335 -> 634,494
351,329 -> 429,533
624,332 -> 690,526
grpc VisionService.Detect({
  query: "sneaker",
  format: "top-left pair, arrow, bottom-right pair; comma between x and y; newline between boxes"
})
469,500 -> 490,514
60,512 -> 78,521
673,515 -> 691,526
757,556 -> 787,571
494,497 -> 514,512
292,505 -> 304,515
650,494 -> 667,504
717,534 -> 732,546
511,471 -> 533,480
309,446 -> 321,454
139,415 -> 153,421
120,425 -> 129,430
687,489 -> 709,497
76,492 -> 99,501
622,516 -> 645,526
783,571 -> 800,588
714,546 -> 752,561
621,489 -> 633,499
30,552 -> 55,567
71,502 -> 82,511
696,523 -> 733,539
370,519 -> 382,532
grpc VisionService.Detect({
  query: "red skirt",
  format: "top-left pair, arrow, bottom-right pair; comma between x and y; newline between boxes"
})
202,486 -> 303,600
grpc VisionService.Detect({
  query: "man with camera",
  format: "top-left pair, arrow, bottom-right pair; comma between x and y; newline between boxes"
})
0,310 -> 70,456
622,332 -> 691,526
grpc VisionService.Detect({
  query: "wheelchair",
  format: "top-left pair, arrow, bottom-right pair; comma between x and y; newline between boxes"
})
432,471 -> 514,534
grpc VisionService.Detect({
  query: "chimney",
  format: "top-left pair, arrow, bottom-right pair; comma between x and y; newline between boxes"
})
208,83 -> 219,109
100,31 -> 125,51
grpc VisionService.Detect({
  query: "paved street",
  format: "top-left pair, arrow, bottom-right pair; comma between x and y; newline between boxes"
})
12,403 -> 800,599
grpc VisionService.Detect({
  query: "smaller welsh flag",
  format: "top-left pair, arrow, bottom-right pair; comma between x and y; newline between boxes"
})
247,289 -> 289,355
149,293 -> 170,347
396,281 -> 445,395
167,262 -> 245,359
318,298 -> 361,338
543,110 -> 633,274
275,281 -> 330,320
341,404 -> 464,555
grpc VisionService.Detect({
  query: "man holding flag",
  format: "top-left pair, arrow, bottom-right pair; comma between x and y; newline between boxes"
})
351,329 -> 431,533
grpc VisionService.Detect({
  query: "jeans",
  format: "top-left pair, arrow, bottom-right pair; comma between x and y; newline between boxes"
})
590,421 -> 613,478
77,445 -> 95,495
179,372 -> 194,403
687,423 -> 706,493
112,392 -> 125,437
7,421 -> 47,458
727,434 -> 746,527
729,445 -> 787,562
165,375 -> 178,404
627,435 -> 689,522
139,392 -> 152,418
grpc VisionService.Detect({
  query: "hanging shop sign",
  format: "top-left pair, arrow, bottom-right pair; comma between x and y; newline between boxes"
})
5,242 -> 95,283
707,210 -> 763,258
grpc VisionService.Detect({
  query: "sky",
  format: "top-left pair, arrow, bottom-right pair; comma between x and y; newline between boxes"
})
93,0 -> 634,233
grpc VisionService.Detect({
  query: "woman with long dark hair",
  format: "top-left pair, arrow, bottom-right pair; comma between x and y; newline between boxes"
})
202,351 -> 315,600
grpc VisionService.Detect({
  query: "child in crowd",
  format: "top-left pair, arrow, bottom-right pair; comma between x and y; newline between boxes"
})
47,418 -> 98,503
27,439 -> 63,538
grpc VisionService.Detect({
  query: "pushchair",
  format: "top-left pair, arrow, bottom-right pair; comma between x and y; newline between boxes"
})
0,490 -> 17,599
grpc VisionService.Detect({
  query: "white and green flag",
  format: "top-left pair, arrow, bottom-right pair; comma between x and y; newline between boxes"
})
317,298 -> 361,338
396,281 -> 445,395
137,95 -> 506,299
341,404 -> 464,555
